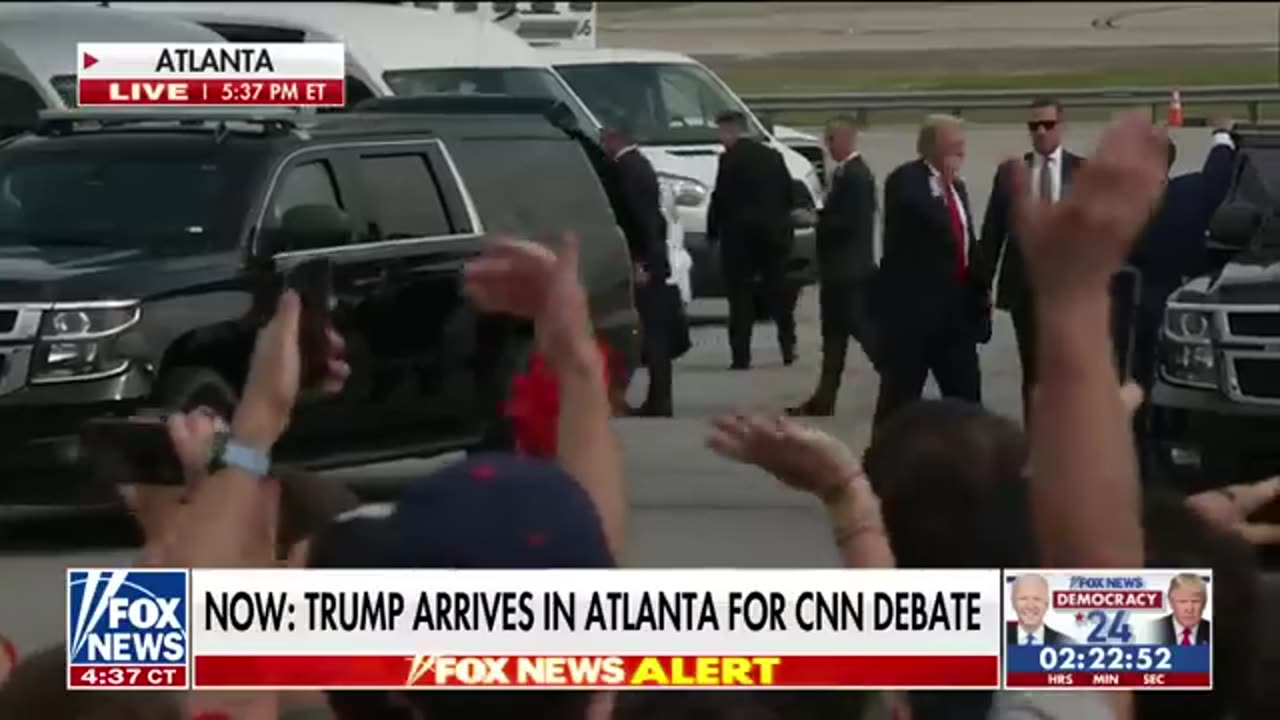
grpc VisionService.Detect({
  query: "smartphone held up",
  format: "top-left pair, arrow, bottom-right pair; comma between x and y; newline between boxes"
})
285,258 -> 338,390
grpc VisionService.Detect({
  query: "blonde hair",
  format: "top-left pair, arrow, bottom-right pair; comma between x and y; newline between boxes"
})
917,114 -> 964,157
1168,573 -> 1208,599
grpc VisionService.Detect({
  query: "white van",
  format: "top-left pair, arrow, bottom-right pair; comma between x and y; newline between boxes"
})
543,48 -> 823,298
0,5 -> 225,136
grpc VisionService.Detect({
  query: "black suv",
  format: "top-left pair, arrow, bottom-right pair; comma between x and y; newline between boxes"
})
1150,125 -> 1280,493
0,103 -> 638,503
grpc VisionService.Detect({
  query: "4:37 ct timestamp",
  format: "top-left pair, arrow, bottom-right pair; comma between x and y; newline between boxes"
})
71,665 -> 185,687
1038,645 -> 1174,672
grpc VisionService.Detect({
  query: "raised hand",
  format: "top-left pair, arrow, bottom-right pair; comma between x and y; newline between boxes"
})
234,291 -> 350,451
707,412 -> 861,501
1186,477 -> 1280,546
464,233 -> 594,368
1012,111 -> 1168,300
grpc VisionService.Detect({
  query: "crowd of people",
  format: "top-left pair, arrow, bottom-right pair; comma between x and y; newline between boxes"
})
1,107 -> 1279,720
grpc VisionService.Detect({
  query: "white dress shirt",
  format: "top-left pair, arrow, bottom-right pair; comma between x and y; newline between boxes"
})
1017,625 -> 1045,645
926,162 -> 970,268
1171,618 -> 1200,644
1030,145 -> 1064,203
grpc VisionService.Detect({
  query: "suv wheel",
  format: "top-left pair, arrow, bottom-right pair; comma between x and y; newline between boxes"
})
153,367 -> 238,420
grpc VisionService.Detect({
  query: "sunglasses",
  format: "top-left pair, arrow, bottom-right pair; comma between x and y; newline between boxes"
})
1027,120 -> 1058,132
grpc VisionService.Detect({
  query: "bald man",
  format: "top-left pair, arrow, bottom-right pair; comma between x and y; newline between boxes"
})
873,115 -> 990,430
1006,574 -> 1070,647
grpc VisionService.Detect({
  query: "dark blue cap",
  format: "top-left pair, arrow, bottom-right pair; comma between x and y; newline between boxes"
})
310,453 -> 615,570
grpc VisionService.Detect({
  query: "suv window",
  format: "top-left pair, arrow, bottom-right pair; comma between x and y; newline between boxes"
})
272,160 -> 342,222
358,153 -> 451,239
0,74 -> 44,139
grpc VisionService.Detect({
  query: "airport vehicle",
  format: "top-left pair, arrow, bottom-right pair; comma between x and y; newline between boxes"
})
1150,125 -> 1280,494
0,5 -> 225,137
387,0 -> 600,49
0,106 -> 637,503
545,47 -> 824,296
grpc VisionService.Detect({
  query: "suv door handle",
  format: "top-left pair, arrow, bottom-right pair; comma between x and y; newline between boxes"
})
350,266 -> 389,289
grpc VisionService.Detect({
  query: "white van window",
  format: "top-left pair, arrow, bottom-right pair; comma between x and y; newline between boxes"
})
382,67 -> 594,131
556,62 -> 763,145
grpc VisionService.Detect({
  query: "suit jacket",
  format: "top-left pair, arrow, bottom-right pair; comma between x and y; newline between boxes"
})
1127,139 -> 1236,318
707,138 -> 794,257
1006,621 -> 1070,647
1151,615 -> 1211,645
614,147 -> 670,282
876,158 -> 988,341
818,154 -> 877,284
980,150 -> 1084,311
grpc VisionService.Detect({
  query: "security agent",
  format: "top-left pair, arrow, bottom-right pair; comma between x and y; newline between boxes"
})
790,115 -> 878,416
601,120 -> 676,417
707,109 -> 797,370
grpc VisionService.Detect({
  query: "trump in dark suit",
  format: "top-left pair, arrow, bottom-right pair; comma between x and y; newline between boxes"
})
1150,573 -> 1212,646
873,115 -> 989,429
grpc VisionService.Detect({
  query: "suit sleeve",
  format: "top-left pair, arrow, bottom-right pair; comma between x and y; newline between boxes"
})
979,163 -> 1011,291
881,166 -> 906,261
774,147 -> 795,213
707,153 -> 725,241
847,166 -> 877,274
618,156 -> 670,279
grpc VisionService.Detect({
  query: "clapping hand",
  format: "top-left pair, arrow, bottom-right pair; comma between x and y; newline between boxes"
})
707,412 -> 861,502
464,233 -> 595,370
1012,111 -> 1168,300
1186,477 -> 1280,546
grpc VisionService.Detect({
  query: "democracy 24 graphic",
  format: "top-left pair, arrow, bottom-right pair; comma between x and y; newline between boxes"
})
66,569 -> 190,690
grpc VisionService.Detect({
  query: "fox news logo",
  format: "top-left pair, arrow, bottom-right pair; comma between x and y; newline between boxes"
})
67,570 -> 188,668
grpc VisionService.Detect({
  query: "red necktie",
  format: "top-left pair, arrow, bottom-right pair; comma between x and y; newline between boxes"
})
945,183 -> 967,280
1181,628 -> 1192,645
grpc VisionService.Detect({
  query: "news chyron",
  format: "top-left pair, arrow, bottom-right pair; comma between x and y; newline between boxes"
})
67,569 -> 190,689
75,43 -> 346,108
1002,569 -> 1212,690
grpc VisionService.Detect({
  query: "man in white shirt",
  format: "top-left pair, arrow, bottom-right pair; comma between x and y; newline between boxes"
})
979,98 -> 1083,426
1150,573 -> 1211,645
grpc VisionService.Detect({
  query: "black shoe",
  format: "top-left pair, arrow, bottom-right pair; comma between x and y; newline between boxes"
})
730,361 -> 751,371
786,398 -> 835,417
782,347 -> 797,366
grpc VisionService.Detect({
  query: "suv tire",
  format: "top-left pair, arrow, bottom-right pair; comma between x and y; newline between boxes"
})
153,367 -> 239,420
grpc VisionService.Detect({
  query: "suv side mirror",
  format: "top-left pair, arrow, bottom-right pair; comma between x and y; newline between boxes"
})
1209,202 -> 1263,250
266,204 -> 354,253
759,113 -> 776,136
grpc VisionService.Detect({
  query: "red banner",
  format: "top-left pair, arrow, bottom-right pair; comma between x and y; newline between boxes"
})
77,78 -> 345,106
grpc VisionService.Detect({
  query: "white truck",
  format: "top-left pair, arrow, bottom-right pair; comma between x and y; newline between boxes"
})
544,48 -> 823,297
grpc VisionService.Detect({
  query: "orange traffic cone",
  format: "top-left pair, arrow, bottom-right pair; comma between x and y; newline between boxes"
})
1167,89 -> 1184,127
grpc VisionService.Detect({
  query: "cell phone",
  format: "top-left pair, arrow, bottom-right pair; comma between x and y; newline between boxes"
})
1111,267 -> 1142,381
286,258 -> 335,388
81,416 -> 184,486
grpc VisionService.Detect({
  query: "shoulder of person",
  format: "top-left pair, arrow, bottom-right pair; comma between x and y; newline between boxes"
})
988,691 -> 1116,720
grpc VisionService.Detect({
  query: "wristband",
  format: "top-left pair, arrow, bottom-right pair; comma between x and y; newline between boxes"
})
210,434 -> 271,477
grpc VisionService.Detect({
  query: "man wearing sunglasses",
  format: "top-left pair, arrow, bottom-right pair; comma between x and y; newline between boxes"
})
980,97 -> 1084,425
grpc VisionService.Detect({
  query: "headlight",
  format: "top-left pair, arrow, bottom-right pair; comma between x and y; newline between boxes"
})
31,303 -> 140,383
658,174 -> 708,208
1159,307 -> 1216,388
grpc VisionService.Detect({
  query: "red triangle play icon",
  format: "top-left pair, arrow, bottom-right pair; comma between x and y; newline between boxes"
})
83,52 -> 98,70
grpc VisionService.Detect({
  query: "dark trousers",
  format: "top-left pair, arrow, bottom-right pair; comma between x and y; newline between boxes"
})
811,279 -> 877,402
873,319 -> 982,430
1009,302 -> 1036,425
636,284 -> 674,414
723,247 -> 796,367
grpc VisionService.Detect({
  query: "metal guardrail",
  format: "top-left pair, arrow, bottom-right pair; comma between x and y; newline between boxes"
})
742,84 -> 1280,124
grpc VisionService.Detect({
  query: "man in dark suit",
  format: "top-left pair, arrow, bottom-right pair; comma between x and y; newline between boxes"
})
1006,574 -> 1071,650
873,115 -> 989,429
789,115 -> 878,416
602,122 -> 674,417
980,97 -> 1083,424
707,110 -> 797,370
1150,573 -> 1212,645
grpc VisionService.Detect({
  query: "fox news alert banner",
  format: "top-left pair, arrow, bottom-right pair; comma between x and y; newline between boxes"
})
66,568 -> 1003,690
1002,569 -> 1213,691
75,43 -> 345,107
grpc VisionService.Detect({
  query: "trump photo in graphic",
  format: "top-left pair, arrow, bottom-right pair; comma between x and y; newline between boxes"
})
1150,573 -> 1211,646
1006,573 -> 1071,649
